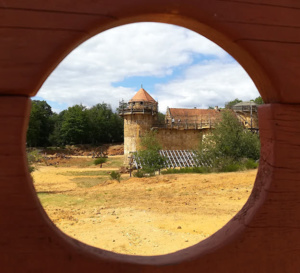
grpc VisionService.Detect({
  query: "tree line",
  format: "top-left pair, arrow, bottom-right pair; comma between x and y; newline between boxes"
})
26,100 -> 124,147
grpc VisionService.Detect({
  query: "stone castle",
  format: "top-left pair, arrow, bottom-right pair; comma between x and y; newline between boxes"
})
119,87 -> 258,163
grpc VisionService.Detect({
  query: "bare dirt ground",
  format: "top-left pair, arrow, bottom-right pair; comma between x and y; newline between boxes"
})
32,156 -> 257,256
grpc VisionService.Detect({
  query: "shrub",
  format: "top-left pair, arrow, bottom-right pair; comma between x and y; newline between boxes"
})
134,131 -> 166,175
199,110 -> 260,161
193,109 -> 260,174
244,158 -> 259,169
110,171 -> 121,182
219,162 -> 241,172
93,157 -> 107,168
212,157 -> 259,173
133,169 -> 146,178
27,149 -> 42,173
28,166 -> 35,173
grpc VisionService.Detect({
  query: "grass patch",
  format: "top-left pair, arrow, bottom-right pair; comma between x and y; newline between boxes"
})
71,176 -> 108,188
105,156 -> 124,168
58,170 -> 109,176
217,158 -> 259,173
162,166 -> 211,175
37,193 -> 85,207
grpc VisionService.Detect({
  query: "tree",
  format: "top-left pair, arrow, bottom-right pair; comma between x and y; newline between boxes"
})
60,104 -> 89,145
134,131 -> 165,176
225,98 -> 242,109
254,96 -> 264,105
157,112 -> 166,124
49,111 -> 66,146
27,100 -> 54,147
87,103 -> 123,145
199,110 -> 260,161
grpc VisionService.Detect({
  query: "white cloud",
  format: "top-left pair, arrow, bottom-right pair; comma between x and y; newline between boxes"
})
37,22 -> 259,112
156,61 -> 259,112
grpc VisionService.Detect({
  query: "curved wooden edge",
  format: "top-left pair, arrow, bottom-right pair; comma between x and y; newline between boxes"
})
2,97 -> 286,273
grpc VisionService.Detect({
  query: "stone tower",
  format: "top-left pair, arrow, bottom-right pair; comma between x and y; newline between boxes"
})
119,87 -> 158,163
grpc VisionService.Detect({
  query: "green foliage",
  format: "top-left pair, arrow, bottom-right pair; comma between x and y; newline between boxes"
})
60,104 -> 89,145
134,131 -> 166,176
27,149 -> 42,173
225,98 -> 242,109
133,169 -> 146,178
93,157 -> 108,167
194,110 -> 260,173
87,103 -> 123,145
139,130 -> 162,151
48,111 -> 66,146
27,100 -> 54,147
161,166 -> 210,174
27,101 -> 124,147
213,158 -> 259,172
199,110 -> 260,161
135,149 -> 165,175
212,157 -> 241,172
157,112 -> 166,124
162,158 -> 258,174
110,171 -> 121,182
244,158 -> 259,169
254,96 -> 264,105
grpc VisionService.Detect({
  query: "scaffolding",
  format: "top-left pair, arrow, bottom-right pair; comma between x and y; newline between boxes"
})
132,150 -> 212,169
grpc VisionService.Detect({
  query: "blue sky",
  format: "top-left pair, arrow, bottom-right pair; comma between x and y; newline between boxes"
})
36,23 -> 260,113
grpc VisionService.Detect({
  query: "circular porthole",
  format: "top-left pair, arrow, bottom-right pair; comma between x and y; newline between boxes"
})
28,22 -> 261,256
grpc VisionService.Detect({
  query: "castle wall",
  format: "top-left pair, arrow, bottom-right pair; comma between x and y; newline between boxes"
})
155,128 -> 210,150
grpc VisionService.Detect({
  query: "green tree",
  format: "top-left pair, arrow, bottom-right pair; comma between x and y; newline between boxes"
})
254,96 -> 264,105
157,112 -> 166,124
49,111 -> 66,146
225,98 -> 242,109
87,103 -> 123,144
27,100 -> 54,147
60,104 -> 89,145
199,110 -> 260,161
134,131 -> 165,176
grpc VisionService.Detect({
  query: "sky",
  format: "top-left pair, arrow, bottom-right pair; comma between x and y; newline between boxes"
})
35,22 -> 260,114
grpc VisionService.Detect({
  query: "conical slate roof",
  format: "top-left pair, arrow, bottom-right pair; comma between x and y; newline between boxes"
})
129,88 -> 156,103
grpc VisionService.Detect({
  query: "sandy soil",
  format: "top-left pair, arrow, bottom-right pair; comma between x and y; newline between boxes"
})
32,161 -> 256,256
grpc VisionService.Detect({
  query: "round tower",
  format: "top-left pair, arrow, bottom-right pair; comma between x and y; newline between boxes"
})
119,87 -> 158,164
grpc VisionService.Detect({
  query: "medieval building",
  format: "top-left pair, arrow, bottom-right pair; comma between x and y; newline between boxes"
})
119,87 -> 224,163
119,87 -> 259,163
119,88 -> 158,162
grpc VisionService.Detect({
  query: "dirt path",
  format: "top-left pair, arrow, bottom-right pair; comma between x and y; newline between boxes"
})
32,164 -> 256,256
